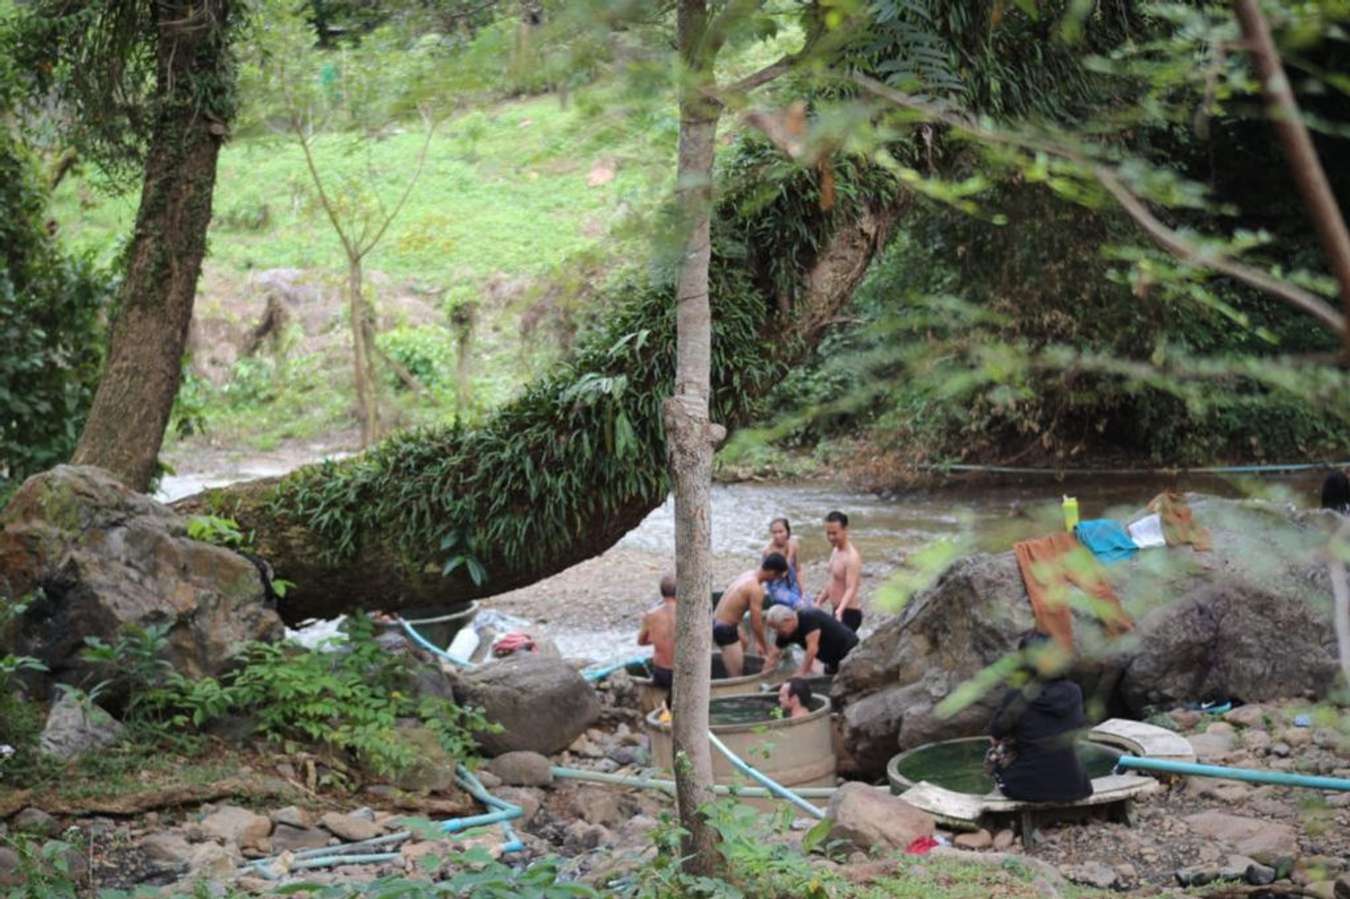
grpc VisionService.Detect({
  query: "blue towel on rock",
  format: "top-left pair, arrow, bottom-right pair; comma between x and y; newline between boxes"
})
1075,519 -> 1138,565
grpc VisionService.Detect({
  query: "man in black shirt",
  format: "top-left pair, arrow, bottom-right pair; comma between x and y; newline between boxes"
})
765,605 -> 859,676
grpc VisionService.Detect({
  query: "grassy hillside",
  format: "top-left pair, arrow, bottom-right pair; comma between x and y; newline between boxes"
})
50,90 -> 678,461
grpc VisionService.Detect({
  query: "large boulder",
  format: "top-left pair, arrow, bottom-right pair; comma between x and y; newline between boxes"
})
451,653 -> 601,756
0,465 -> 284,694
825,782 -> 936,852
833,496 -> 1340,776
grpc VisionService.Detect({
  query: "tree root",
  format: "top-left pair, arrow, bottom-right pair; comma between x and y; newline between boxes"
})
16,777 -> 297,817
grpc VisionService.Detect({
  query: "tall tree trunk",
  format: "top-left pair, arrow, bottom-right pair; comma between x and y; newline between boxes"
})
348,257 -> 380,445
71,0 -> 232,492
666,0 -> 723,876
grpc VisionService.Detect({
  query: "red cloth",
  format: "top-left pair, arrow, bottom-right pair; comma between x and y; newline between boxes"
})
1013,532 -> 1133,649
492,632 -> 536,657
905,835 -> 938,855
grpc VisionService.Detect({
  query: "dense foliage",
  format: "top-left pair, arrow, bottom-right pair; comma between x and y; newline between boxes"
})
0,134 -> 113,498
748,1 -> 1350,473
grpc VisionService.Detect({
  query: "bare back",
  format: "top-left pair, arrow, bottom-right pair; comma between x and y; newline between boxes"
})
639,601 -> 677,668
713,571 -> 761,625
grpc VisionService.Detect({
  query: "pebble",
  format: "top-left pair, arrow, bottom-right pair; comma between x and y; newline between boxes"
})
953,829 -> 992,850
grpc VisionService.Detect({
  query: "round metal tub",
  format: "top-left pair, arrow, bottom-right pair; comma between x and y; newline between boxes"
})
887,735 -> 1122,796
646,692 -> 837,796
628,653 -> 785,714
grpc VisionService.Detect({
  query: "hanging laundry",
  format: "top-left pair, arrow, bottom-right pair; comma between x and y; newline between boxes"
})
1147,491 -> 1212,551
1013,532 -> 1134,649
1127,513 -> 1166,549
1074,519 -> 1139,565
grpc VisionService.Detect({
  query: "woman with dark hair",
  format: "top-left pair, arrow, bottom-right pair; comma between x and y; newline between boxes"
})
988,631 -> 1093,803
763,517 -> 804,608
1321,470 -> 1350,514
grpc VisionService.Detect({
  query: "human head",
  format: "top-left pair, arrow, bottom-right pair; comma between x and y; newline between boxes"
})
778,677 -> 813,713
659,573 -> 677,600
769,518 -> 791,546
1322,470 -> 1350,513
759,552 -> 788,582
1017,630 -> 1068,679
765,603 -> 797,637
824,510 -> 849,548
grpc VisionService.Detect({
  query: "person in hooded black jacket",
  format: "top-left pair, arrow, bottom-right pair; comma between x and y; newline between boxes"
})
988,631 -> 1093,803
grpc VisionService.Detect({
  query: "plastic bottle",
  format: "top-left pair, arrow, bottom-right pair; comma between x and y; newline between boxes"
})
1062,495 -> 1079,532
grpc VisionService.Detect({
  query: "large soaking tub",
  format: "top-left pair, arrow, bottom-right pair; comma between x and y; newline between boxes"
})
646,692 -> 837,797
628,653 -> 788,713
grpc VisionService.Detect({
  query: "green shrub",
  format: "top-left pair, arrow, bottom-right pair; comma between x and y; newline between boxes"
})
375,324 -> 456,391
0,132 -> 114,499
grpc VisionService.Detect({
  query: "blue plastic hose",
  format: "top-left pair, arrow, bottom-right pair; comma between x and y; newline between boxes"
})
246,763 -> 524,878
1116,755 -> 1350,791
398,617 -> 478,668
582,653 -> 651,682
706,731 -> 826,819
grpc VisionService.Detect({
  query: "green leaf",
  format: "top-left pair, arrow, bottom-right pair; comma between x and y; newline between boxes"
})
800,817 -> 834,854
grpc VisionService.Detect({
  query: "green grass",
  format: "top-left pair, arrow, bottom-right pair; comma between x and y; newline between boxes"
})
53,91 -> 674,283
862,855 -> 1110,899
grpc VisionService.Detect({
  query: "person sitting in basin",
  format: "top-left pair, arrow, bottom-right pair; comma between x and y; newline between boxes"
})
762,518 -> 804,608
987,630 -> 1093,803
765,604 -> 858,676
777,677 -> 814,719
712,555 -> 787,677
638,573 -> 678,690
1322,470 -> 1350,514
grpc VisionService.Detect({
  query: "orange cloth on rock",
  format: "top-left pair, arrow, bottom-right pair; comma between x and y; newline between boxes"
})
1146,491 -> 1211,551
1013,532 -> 1134,649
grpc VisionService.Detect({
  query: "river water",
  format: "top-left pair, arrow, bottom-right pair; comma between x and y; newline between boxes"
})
493,470 -> 1326,664
159,461 -> 1326,661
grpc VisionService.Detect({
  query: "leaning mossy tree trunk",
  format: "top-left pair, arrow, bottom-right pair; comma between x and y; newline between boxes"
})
70,0 -> 235,492
175,147 -> 903,624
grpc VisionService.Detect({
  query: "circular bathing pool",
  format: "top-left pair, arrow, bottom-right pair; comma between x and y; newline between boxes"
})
887,736 -> 1123,796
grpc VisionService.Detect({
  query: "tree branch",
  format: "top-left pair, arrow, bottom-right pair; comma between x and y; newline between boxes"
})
1232,0 -> 1350,360
852,73 -> 1347,338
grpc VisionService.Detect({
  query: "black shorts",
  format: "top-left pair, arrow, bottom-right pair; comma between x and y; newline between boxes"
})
712,622 -> 740,647
650,665 -> 673,688
841,608 -> 863,632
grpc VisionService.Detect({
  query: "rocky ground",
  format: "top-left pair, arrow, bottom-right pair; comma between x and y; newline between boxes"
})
5,662 -> 1348,897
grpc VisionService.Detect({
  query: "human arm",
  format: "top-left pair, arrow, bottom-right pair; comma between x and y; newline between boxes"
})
788,538 -> 801,588
637,612 -> 651,646
798,629 -> 820,676
749,588 -> 769,656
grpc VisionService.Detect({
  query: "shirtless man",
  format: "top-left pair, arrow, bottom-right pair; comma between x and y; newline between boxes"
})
777,677 -> 814,719
637,573 -> 678,690
712,554 -> 788,677
815,510 -> 863,632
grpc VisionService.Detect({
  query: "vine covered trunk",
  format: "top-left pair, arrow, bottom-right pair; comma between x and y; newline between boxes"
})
175,157 -> 904,623
71,0 -> 233,492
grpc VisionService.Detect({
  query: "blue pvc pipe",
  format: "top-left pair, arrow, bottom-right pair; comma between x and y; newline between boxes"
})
246,763 -> 524,878
706,731 -> 826,819
398,617 -> 477,668
583,653 -> 651,682
1116,755 -> 1350,791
